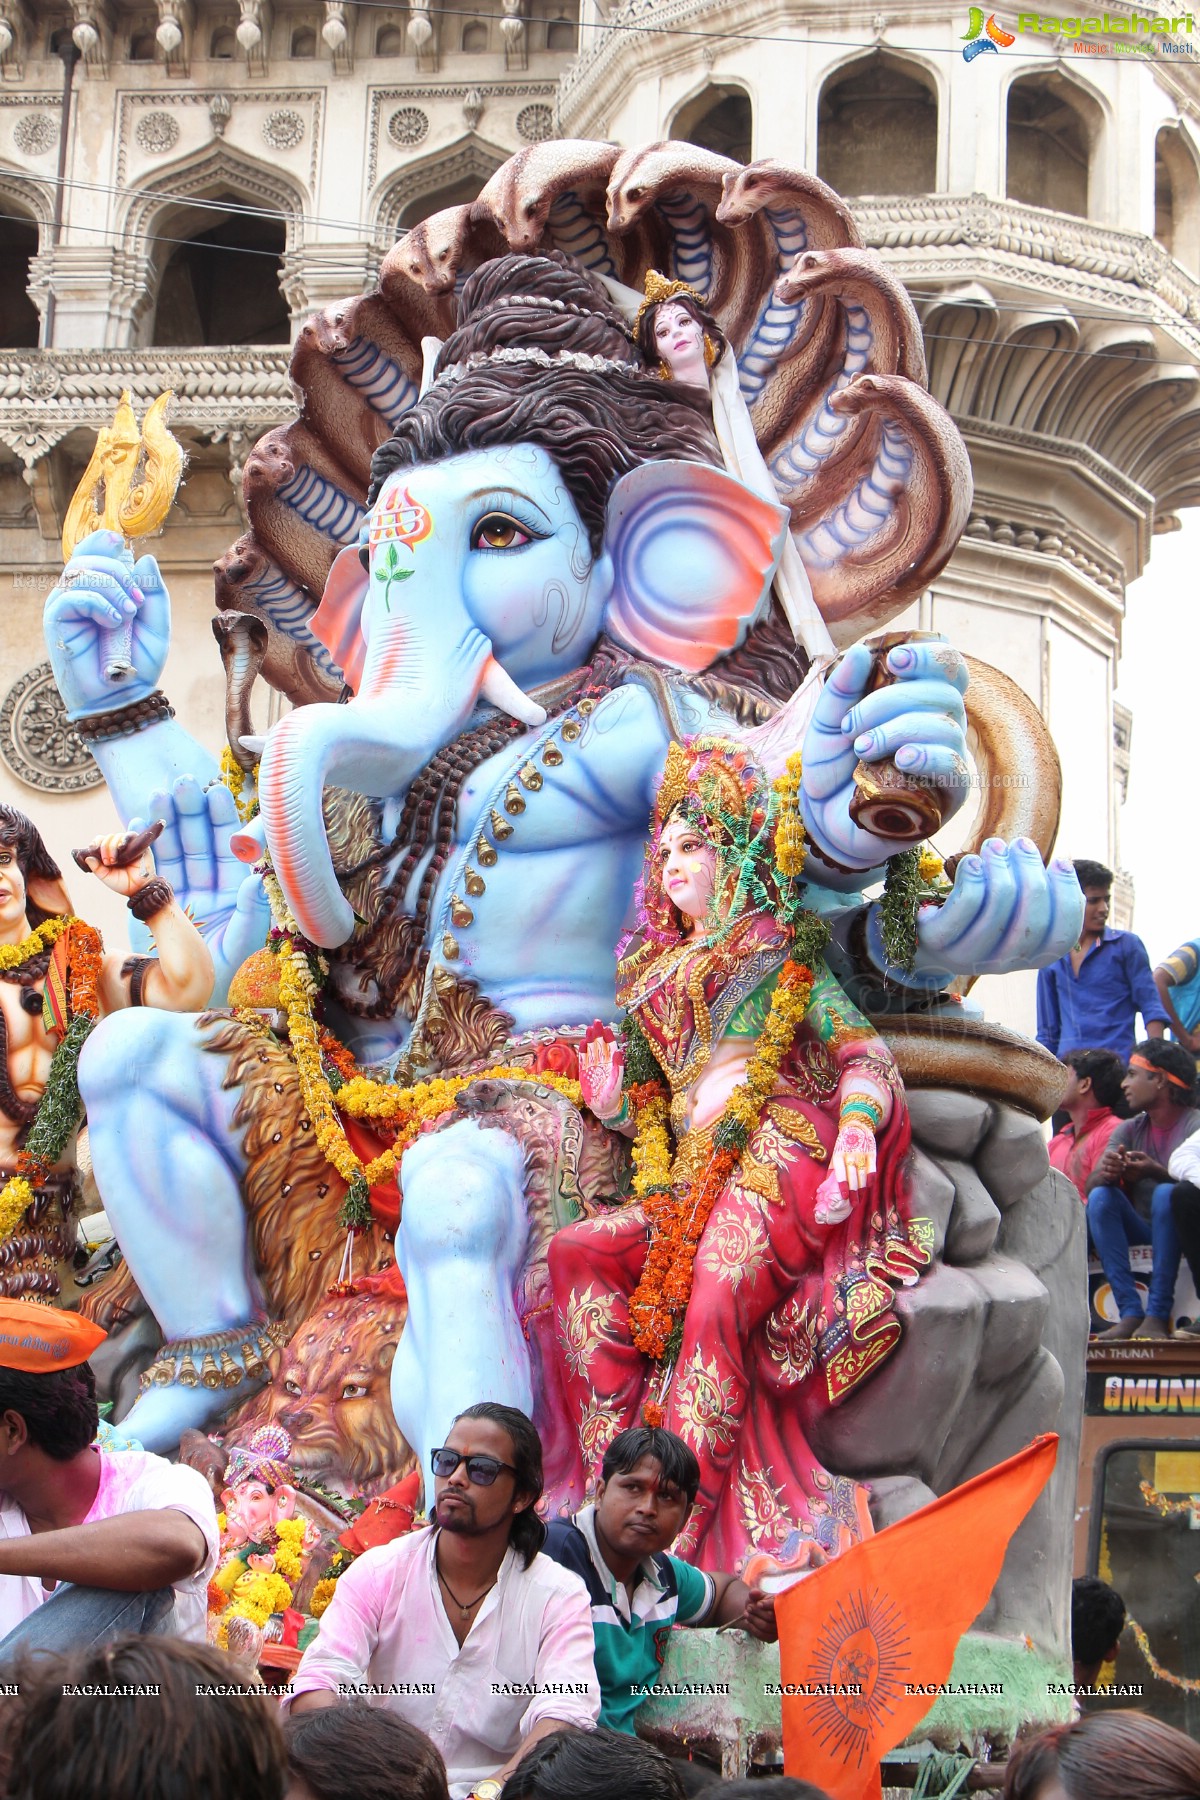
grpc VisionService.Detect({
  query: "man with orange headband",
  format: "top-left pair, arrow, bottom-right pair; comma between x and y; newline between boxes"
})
0,1298 -> 218,1662
1086,1041 -> 1200,1340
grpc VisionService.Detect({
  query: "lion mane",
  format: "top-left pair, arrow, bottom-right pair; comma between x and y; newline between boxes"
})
226,1273 -> 414,1498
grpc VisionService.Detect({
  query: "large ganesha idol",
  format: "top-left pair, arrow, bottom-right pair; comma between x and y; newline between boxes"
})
43,142 -> 1084,1588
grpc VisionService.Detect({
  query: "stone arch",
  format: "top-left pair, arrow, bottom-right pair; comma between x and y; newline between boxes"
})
669,81 -> 754,164
1155,123 -> 1200,276
1005,67 -> 1103,220
119,146 -> 307,346
817,50 -> 939,196
461,19 -> 488,51
0,171 -> 48,349
374,137 -> 508,241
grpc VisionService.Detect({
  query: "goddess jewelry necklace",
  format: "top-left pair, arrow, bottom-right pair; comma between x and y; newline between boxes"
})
436,1560 -> 497,1618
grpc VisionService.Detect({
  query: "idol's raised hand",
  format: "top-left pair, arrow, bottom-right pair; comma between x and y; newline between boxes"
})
43,529 -> 171,719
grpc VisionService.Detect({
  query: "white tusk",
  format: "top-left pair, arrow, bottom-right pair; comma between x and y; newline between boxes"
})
481,655 -> 547,728
239,734 -> 267,756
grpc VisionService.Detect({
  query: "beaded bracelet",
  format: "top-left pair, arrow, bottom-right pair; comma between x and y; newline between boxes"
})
127,879 -> 174,923
73,691 -> 175,742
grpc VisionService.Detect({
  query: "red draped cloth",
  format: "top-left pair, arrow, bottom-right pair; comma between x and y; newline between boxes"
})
547,914 -> 929,1572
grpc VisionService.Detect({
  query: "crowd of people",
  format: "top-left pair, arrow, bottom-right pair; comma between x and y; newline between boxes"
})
0,853 -> 1195,1784
1,1633 -> 1199,1800
1039,860 -> 1200,1338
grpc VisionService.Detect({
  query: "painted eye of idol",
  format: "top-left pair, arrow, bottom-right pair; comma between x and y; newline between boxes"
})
471,511 -> 537,552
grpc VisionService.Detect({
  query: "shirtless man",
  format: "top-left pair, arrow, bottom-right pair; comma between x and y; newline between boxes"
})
0,804 -> 213,1297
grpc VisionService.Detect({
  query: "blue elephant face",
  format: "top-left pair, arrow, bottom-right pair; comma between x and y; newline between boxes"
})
370,443 -> 613,692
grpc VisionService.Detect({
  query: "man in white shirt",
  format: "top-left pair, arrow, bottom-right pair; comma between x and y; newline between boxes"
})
0,1298 -> 218,1661
291,1402 -> 599,1800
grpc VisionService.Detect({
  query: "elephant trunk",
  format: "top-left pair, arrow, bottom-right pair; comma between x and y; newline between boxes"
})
257,701 -> 411,947
258,601 -> 545,948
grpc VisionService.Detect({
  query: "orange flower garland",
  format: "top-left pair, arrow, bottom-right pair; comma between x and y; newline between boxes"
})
0,919 -> 104,1246
626,957 -> 814,1395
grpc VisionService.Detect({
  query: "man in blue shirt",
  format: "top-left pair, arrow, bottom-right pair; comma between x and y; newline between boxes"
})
1036,860 -> 1168,1064
542,1428 -> 792,1734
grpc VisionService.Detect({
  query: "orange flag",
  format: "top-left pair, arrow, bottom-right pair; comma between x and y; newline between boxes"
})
775,1434 -> 1058,1800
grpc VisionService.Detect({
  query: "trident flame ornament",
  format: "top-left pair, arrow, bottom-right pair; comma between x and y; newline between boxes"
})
62,389 -> 185,683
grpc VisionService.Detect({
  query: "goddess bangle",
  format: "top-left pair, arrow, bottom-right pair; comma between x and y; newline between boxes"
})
840,1094 -> 882,1129
73,691 -> 175,742
128,878 -> 174,923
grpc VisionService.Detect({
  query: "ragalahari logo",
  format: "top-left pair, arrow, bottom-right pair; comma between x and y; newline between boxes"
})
962,8 -> 1017,55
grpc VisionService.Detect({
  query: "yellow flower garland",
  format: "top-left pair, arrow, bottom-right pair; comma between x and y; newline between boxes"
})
309,1577 -> 338,1619
277,934 -> 583,1196
220,745 -> 259,825
0,915 -> 69,973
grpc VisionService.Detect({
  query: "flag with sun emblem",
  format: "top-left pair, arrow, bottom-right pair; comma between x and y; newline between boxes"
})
775,1435 -> 1058,1800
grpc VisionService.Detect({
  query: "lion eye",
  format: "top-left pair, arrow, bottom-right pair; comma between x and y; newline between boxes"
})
283,1379 -> 302,1397
341,1382 -> 368,1400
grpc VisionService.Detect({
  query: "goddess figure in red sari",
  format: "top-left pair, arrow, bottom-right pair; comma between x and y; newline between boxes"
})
547,737 -> 930,1572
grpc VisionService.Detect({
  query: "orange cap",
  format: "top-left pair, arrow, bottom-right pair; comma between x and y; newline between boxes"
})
0,1300 -> 106,1373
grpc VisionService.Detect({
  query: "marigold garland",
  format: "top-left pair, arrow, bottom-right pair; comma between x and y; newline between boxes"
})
0,915 -> 70,972
220,745 -> 260,824
625,957 -> 814,1375
0,919 -> 103,1249
274,925 -> 581,1230
308,1577 -> 338,1619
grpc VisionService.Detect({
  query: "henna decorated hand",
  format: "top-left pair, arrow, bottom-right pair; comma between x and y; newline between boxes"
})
579,1035 -> 626,1122
814,1122 -> 876,1223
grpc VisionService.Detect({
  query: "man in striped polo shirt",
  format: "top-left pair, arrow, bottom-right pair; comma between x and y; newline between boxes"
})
542,1427 -> 783,1733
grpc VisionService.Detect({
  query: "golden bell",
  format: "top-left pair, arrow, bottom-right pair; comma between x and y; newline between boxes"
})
518,763 -> 543,791
578,698 -> 596,715
542,743 -> 564,767
220,1349 -> 243,1389
561,720 -> 581,742
465,867 -> 486,897
477,837 -> 498,868
442,932 -> 460,960
151,1358 -> 175,1386
504,782 -> 526,815
490,809 -> 514,841
200,1352 -> 222,1391
177,1352 -> 199,1388
450,894 -> 474,928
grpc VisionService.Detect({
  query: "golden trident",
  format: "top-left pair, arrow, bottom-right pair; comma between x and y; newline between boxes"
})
61,389 -> 185,683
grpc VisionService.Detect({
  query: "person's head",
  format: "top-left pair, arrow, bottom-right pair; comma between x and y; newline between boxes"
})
1071,860 -> 1112,937
431,1401 -> 546,1567
0,805 -> 69,937
1061,1049 -> 1126,1115
595,1426 -> 701,1560
1070,1575 -> 1126,1683
0,1361 -> 99,1484
500,1726 -> 686,1800
633,277 -> 728,388
283,1702 -> 449,1800
3,1636 -> 287,1800
712,1783 -> 833,1800
1121,1038 -> 1196,1114
1003,1710 -> 1200,1800
370,252 -> 721,562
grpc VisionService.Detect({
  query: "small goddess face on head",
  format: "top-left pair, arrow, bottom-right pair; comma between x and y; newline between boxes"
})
652,300 -> 709,387
659,814 -> 718,932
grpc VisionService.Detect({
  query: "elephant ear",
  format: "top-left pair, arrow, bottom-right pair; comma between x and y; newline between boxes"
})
602,462 -> 787,673
308,545 -> 370,694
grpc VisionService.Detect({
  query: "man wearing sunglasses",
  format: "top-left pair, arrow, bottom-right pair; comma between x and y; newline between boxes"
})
290,1402 -> 599,1798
